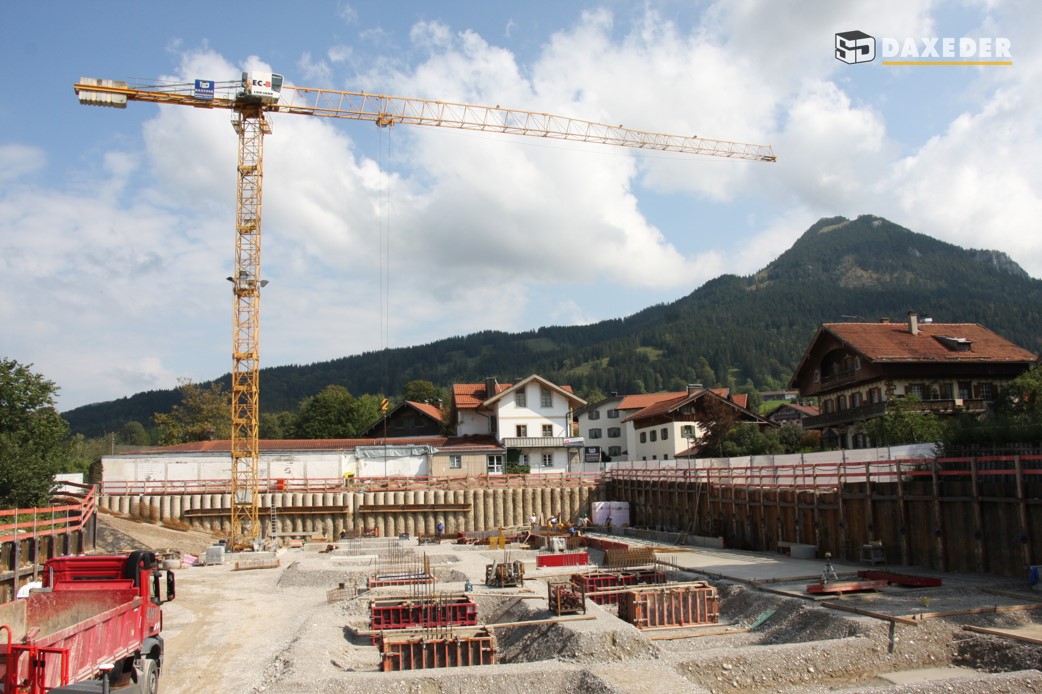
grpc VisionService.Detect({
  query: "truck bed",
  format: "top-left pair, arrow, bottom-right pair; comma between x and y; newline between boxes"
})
0,588 -> 144,689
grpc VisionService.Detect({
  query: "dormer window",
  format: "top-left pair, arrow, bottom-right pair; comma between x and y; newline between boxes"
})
934,335 -> 972,352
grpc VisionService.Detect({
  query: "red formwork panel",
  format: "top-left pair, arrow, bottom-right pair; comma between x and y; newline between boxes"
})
536,552 -> 589,568
571,569 -> 667,604
379,628 -> 496,671
618,583 -> 720,629
370,595 -> 478,631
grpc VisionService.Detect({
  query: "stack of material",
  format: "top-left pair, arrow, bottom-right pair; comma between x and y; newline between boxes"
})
603,547 -> 656,568
548,581 -> 586,615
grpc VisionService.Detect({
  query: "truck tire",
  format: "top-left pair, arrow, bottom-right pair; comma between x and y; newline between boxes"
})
141,658 -> 159,694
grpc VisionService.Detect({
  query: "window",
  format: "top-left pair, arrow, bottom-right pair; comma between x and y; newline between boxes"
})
515,391 -> 527,407
958,382 -> 972,400
868,388 -> 880,404
541,424 -> 553,437
589,428 -> 602,439
588,410 -> 600,420
661,428 -> 668,440
607,409 -> 620,419
515,424 -> 527,437
608,446 -> 622,457
824,399 -> 834,414
681,425 -> 695,439
640,432 -> 647,443
449,455 -> 462,469
519,453 -> 529,466
851,392 -> 862,408
607,427 -> 621,438
906,383 -> 925,399
939,383 -> 953,399
540,387 -> 553,408
837,395 -> 847,411
650,430 -> 658,442
979,382 -> 995,400
542,453 -> 554,467
487,455 -> 503,473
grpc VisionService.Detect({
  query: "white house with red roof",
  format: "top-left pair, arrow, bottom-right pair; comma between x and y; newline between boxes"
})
452,375 -> 586,473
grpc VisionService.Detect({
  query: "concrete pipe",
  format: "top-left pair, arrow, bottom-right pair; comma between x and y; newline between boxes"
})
484,490 -> 495,532
472,489 -> 484,531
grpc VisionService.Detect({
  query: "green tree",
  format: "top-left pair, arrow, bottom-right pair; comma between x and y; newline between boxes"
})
401,380 -> 443,405
0,358 -> 70,508
294,386 -> 381,439
259,411 -> 296,439
119,421 -> 151,446
696,396 -> 742,456
864,395 -> 944,446
153,380 -> 231,445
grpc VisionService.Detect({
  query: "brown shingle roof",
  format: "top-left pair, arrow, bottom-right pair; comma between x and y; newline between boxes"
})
617,391 -> 687,410
825,322 -> 1035,362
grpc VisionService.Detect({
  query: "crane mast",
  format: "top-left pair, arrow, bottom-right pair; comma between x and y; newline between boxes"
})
75,74 -> 775,550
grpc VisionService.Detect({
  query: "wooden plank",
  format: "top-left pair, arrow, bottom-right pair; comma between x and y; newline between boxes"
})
821,600 -> 919,626
900,602 -> 1042,621
806,580 -> 887,594
962,624 -> 1042,646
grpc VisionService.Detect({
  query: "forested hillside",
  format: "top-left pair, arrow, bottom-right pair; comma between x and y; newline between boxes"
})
64,215 -> 1042,437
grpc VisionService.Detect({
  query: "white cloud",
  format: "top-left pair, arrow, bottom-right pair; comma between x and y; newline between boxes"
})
0,144 -> 46,183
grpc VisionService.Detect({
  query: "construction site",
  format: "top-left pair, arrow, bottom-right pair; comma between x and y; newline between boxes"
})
87,503 -> 1040,694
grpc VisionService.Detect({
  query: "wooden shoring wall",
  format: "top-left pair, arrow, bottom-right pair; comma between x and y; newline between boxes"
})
607,456 -> 1041,578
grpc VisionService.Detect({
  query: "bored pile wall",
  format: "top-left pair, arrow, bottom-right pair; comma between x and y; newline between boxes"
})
99,485 -> 601,540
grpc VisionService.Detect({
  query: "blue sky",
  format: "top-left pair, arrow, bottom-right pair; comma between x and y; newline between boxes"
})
2,1 -> 1039,411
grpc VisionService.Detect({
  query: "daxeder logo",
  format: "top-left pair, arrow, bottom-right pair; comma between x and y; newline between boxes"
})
836,30 -> 876,64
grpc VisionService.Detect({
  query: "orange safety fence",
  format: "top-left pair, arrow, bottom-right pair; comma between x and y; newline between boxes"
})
0,482 -> 97,544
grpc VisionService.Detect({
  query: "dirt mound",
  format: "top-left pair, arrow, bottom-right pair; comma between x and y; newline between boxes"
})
96,512 -> 219,556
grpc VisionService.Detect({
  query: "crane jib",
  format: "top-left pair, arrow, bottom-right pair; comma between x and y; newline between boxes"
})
74,73 -> 775,548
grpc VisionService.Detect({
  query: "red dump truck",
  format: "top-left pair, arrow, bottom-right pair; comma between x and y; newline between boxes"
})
0,550 -> 175,693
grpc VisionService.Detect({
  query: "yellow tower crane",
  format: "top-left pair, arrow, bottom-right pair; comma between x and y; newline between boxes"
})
74,72 -> 776,550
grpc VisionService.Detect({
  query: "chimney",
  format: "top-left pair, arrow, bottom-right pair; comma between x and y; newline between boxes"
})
907,311 -> 919,335
879,317 -> 890,323
687,383 -> 703,395
484,377 -> 498,398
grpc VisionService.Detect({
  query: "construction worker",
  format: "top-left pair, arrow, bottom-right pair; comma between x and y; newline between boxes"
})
436,519 -> 444,539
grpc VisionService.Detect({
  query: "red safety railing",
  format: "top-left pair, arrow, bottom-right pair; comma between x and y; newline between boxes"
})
0,483 -> 97,544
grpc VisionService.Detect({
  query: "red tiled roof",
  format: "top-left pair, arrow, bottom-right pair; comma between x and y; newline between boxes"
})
452,383 -> 509,409
617,391 -> 687,410
437,435 -> 503,452
146,437 -> 448,454
824,322 -> 1035,363
407,401 -> 444,421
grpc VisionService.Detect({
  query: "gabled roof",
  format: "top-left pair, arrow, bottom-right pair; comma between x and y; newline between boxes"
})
454,375 -> 584,410
617,391 -> 688,411
766,402 -> 820,418
406,400 -> 444,421
824,322 -> 1035,362
360,400 -> 444,437
790,320 -> 1036,387
622,388 -> 765,425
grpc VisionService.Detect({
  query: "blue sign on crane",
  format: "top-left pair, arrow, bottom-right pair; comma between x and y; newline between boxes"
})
194,79 -> 215,101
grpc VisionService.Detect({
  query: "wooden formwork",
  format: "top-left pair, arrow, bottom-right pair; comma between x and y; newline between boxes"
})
379,627 -> 497,671
618,582 -> 720,630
